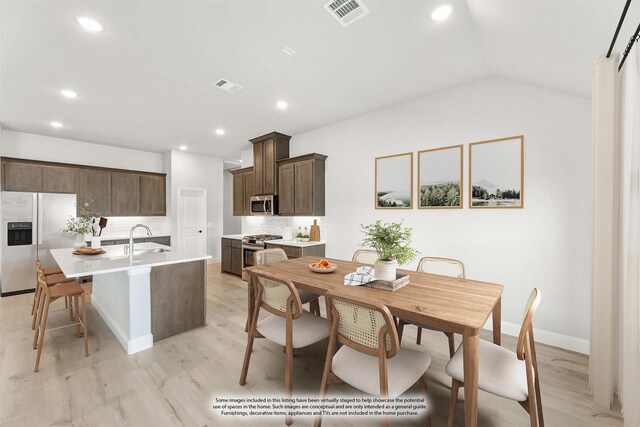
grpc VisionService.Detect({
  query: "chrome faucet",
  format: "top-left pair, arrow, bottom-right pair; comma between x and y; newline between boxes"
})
129,224 -> 152,259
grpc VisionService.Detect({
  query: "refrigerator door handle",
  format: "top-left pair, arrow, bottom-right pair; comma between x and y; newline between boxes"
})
37,193 -> 43,248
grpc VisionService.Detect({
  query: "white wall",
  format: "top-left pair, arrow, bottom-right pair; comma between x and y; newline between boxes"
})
223,171 -> 241,235
289,78 -> 592,351
1,130 -> 164,173
167,150 -> 223,259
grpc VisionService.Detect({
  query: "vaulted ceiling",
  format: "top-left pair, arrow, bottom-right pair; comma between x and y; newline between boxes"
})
1,0 -> 638,160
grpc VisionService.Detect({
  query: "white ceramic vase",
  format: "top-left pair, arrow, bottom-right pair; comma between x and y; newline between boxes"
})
375,260 -> 397,281
73,234 -> 88,249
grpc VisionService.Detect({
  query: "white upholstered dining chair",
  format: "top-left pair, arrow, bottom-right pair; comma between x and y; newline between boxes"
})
351,249 -> 379,265
397,256 -> 466,355
254,248 -> 321,316
314,287 -> 432,427
240,271 -> 330,426
445,288 -> 544,427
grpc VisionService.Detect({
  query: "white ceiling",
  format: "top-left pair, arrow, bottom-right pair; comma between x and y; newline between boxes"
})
1,0 -> 638,160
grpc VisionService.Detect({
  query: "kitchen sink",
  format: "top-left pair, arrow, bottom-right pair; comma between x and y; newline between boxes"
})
134,248 -> 170,254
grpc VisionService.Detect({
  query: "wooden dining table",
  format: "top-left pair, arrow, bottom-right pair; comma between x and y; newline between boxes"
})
246,256 -> 503,427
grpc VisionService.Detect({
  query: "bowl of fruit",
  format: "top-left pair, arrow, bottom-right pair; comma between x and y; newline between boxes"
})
309,259 -> 337,273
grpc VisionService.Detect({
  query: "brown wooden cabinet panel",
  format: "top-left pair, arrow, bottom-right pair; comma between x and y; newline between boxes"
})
250,132 -> 290,196
253,141 -> 264,195
231,247 -> 242,276
221,245 -> 232,273
2,161 -> 42,192
140,175 -> 166,216
232,173 -> 244,216
277,154 -> 326,216
111,173 -> 141,215
42,166 -> 77,194
263,138 -> 275,194
265,242 -> 325,259
78,169 -> 112,215
278,163 -> 295,215
243,172 -> 254,215
294,160 -> 314,215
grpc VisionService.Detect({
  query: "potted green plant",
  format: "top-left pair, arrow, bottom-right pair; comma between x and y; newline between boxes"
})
63,201 -> 100,248
361,220 -> 419,281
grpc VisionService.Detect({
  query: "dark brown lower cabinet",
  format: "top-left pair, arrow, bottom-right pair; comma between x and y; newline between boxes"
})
265,243 -> 325,259
221,238 -> 243,276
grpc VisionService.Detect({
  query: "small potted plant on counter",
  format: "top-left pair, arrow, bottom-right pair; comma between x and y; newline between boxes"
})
361,220 -> 419,281
63,201 -> 100,248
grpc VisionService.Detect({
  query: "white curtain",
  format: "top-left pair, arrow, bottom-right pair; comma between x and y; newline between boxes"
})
619,46 -> 640,427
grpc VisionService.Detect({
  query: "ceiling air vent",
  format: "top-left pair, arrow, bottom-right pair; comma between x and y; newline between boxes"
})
323,0 -> 369,27
213,78 -> 243,94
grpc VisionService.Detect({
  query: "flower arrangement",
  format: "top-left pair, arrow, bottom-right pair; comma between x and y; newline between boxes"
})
63,201 -> 100,236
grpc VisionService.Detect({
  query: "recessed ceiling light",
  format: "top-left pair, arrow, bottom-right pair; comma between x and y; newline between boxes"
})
59,89 -> 78,98
277,101 -> 288,110
75,15 -> 105,32
179,145 -> 187,151
282,47 -> 297,56
216,129 -> 225,135
430,3 -> 454,21
50,121 -> 64,128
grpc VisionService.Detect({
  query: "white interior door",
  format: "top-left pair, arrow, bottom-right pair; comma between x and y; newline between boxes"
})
179,189 -> 207,257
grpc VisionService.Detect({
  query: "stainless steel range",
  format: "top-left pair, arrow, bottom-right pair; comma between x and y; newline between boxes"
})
241,234 -> 282,280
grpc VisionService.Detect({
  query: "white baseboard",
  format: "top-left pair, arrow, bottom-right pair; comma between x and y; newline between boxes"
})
91,293 -> 153,355
484,319 -> 590,355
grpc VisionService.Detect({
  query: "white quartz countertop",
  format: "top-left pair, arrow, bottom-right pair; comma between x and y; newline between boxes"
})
51,243 -> 211,278
85,234 -> 171,242
267,239 -> 326,247
221,234 -> 244,240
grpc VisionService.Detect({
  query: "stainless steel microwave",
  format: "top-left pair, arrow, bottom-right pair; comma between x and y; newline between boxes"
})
250,195 -> 277,216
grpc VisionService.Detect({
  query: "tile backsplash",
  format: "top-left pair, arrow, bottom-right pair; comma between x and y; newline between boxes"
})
88,216 -> 171,239
241,216 -> 327,241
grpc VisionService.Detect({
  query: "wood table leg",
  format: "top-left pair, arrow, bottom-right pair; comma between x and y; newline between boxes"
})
492,296 -> 501,345
463,333 -> 479,427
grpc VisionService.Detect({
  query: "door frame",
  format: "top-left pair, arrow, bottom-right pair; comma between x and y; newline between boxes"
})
176,187 -> 208,254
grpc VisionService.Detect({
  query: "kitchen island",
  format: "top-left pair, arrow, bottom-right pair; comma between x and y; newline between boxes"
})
51,243 -> 211,354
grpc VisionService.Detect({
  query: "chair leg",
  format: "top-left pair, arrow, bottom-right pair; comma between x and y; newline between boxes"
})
284,342 -> 294,426
446,332 -> 456,357
416,327 -> 423,345
68,295 -> 74,321
34,297 -> 50,372
65,296 -> 68,308
74,295 -> 81,337
239,313 -> 258,386
310,299 -> 321,316
534,367 -> 544,426
31,285 -> 40,316
82,293 -> 89,356
448,379 -> 460,427
33,290 -> 46,349
31,286 -> 43,331
420,373 -> 431,427
397,320 -> 405,345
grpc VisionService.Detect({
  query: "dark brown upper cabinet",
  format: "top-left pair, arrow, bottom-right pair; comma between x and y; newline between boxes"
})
78,169 -> 112,216
2,160 -> 43,192
250,132 -> 290,195
111,173 -> 141,216
2,157 -> 166,217
42,165 -> 77,194
140,175 -> 166,216
230,167 -> 254,216
277,153 -> 327,216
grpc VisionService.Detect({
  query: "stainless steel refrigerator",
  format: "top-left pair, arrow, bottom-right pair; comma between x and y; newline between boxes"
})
1,192 -> 77,296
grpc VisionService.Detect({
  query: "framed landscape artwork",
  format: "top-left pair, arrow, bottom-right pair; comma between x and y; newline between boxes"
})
375,152 -> 413,209
469,135 -> 524,208
417,145 -> 463,209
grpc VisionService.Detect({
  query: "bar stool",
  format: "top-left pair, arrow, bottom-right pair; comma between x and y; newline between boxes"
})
33,274 -> 88,372
32,261 -> 76,330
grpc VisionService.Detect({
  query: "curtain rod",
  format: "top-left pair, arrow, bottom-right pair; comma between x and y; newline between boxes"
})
618,22 -> 640,71
607,0 -> 632,58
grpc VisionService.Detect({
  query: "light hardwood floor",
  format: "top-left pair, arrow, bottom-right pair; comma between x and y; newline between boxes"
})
0,264 -> 623,426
